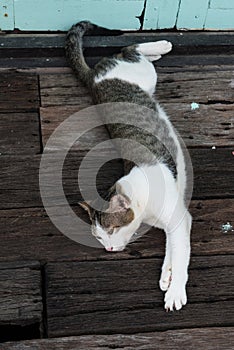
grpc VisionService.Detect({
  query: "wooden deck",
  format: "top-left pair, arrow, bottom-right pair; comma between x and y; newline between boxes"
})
0,33 -> 234,349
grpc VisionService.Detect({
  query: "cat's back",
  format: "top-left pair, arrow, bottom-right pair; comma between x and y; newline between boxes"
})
92,77 -> 156,109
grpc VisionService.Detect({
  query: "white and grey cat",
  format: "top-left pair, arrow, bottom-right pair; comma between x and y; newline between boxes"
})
66,21 -> 192,311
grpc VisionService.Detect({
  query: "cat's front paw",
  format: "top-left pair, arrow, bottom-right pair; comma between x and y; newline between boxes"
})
164,283 -> 187,311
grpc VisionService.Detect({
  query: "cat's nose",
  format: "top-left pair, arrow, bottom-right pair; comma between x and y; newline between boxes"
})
106,247 -> 113,252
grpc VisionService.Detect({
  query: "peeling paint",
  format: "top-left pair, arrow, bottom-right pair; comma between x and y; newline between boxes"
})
191,102 -> 200,110
221,222 -> 233,233
136,0 -> 147,30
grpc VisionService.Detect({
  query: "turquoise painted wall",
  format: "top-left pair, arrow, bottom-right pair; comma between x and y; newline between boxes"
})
1,0 -> 234,31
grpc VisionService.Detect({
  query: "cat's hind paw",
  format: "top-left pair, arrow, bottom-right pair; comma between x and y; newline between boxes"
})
137,41 -> 172,58
164,284 -> 187,311
153,40 -> 173,55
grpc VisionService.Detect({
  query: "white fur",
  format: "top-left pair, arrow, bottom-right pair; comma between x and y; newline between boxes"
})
137,41 -> 173,61
95,41 -> 172,96
93,40 -> 191,311
95,55 -> 157,96
95,163 -> 191,311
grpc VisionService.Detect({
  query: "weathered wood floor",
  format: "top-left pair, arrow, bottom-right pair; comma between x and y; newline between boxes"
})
0,34 -> 234,349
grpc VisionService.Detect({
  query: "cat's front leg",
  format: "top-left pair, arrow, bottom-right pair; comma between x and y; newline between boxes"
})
163,211 -> 192,311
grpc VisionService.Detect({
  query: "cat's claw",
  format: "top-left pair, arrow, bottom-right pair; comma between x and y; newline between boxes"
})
164,284 -> 187,311
159,267 -> 172,291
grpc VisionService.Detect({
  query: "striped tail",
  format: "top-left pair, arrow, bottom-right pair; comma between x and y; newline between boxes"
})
65,21 -> 122,87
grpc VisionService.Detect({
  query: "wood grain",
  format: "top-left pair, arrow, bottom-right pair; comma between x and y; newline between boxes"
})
39,70 -> 234,107
2,327 -> 234,350
40,106 -> 112,151
0,198 -> 233,263
0,146 -> 233,209
40,103 -> 234,148
39,74 -> 92,107
0,261 -> 42,338
0,73 -> 39,112
45,256 -> 234,336
0,112 -> 41,155
165,103 -> 234,147
156,70 -> 234,104
1,32 -> 234,49
2,54 -> 234,69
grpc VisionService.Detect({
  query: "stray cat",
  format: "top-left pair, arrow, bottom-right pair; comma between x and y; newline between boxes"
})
65,21 -> 192,311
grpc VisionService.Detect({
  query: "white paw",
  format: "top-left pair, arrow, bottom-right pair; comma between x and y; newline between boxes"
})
146,55 -> 162,62
164,284 -> 187,311
159,266 -> 172,291
137,41 -> 172,58
153,40 -> 172,55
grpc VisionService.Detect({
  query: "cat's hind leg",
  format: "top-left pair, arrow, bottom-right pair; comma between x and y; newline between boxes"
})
164,209 -> 192,311
136,41 -> 172,61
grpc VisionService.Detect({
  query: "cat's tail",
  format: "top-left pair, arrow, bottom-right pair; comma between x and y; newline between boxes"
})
65,21 -> 122,86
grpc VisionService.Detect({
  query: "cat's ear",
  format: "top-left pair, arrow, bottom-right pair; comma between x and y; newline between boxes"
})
78,201 -> 93,220
107,194 -> 130,213
104,194 -> 134,227
119,207 -> 134,226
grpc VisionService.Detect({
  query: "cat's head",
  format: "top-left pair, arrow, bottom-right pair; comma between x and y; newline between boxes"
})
79,193 -> 140,252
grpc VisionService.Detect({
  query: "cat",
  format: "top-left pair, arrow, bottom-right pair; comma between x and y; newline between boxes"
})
65,21 -> 192,311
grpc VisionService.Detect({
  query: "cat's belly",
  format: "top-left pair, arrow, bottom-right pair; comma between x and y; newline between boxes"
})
94,56 -> 157,96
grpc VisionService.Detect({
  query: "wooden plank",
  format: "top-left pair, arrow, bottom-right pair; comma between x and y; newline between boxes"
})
0,199 -> 233,263
205,9 -> 234,30
0,261 -> 43,341
144,0 -> 180,30
1,54 -> 234,69
1,32 -> 234,49
0,153 -> 122,209
191,148 -> 234,199
39,70 -> 234,107
44,148 -> 234,200
156,70 -> 234,103
0,113 -> 41,155
2,328 -> 234,350
176,0 -> 209,29
13,0 -> 144,31
0,73 -> 39,112
165,103 -> 234,147
0,147 -> 233,209
45,256 -> 234,336
40,106 -> 114,151
40,103 -> 234,148
39,73 -> 92,107
0,155 -> 41,209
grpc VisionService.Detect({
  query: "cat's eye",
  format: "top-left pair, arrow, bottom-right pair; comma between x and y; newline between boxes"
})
96,236 -> 102,240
